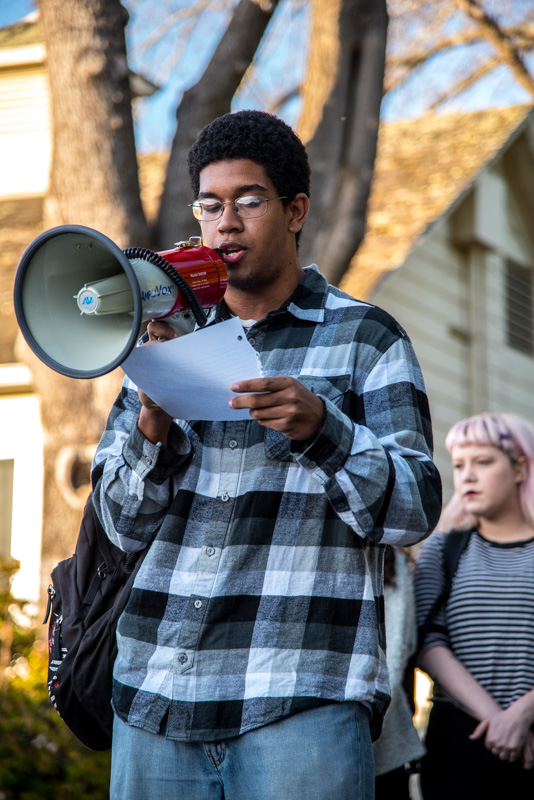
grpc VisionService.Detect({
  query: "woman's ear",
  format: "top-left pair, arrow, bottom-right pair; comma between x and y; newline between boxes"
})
287,193 -> 309,234
514,455 -> 528,484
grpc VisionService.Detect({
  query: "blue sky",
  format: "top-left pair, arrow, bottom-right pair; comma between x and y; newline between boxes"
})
0,0 -> 307,152
0,0 -> 35,26
2,0 -> 532,153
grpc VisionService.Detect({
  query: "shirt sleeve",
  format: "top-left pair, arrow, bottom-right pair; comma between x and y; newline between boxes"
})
91,376 -> 193,552
292,321 -> 442,546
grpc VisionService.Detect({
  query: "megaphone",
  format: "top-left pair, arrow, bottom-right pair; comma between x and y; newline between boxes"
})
13,225 -> 227,379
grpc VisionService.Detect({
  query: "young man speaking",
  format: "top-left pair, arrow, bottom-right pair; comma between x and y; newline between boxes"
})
92,110 -> 441,799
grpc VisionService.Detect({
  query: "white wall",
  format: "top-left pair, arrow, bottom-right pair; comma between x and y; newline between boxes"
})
0,371 -> 44,603
0,63 -> 50,197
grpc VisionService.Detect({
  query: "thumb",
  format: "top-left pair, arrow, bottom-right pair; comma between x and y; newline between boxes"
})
469,719 -> 488,741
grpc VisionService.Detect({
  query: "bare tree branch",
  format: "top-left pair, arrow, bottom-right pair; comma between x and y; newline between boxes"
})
299,0 -> 388,286
155,0 -> 280,247
387,24 -> 534,72
453,0 -> 534,96
129,0 -> 214,62
429,55 -> 501,110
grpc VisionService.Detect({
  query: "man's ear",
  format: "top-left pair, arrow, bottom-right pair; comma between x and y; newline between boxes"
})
287,193 -> 309,234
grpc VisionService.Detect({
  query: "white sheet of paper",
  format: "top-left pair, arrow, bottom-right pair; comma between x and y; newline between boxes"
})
122,317 -> 263,421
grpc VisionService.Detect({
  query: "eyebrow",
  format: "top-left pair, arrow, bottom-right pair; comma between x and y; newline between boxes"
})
197,184 -> 268,199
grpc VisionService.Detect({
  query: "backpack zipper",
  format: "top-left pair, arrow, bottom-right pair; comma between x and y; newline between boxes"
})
83,561 -> 108,605
43,584 -> 56,625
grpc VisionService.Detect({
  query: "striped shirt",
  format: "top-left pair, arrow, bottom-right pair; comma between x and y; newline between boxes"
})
414,530 -> 534,708
92,265 -> 441,741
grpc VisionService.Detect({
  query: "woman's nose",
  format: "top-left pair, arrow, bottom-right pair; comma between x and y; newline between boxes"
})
463,464 -> 476,481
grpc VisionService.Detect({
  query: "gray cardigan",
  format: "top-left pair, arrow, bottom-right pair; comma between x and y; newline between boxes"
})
374,548 -> 426,775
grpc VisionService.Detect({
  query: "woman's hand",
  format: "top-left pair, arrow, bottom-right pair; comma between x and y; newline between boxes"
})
521,731 -> 534,770
470,694 -> 534,764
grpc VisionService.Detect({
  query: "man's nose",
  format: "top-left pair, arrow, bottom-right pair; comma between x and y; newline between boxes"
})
217,203 -> 243,231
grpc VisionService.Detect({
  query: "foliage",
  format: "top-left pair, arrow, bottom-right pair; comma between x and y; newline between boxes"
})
0,561 -> 110,800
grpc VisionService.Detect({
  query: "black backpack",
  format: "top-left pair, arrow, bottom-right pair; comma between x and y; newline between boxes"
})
43,492 -> 146,751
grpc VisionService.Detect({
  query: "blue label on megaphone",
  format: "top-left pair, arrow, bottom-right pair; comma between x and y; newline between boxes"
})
141,284 -> 175,301
77,290 -> 97,312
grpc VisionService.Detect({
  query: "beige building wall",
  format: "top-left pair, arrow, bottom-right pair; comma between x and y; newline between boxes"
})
370,217 -> 471,502
0,49 -> 51,198
370,158 -> 534,504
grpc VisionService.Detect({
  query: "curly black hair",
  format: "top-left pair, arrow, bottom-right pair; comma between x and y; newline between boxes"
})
187,110 -> 311,204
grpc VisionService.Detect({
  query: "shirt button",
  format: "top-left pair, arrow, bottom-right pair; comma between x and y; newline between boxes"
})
229,439 -> 238,449
309,461 -> 316,469
249,337 -> 256,347
194,599 -> 203,609
206,546 -> 215,556
221,492 -> 230,502
178,653 -> 188,664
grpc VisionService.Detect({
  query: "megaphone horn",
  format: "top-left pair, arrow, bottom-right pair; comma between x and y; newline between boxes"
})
13,225 -> 227,379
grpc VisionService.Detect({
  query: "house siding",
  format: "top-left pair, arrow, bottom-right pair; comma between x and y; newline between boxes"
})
371,218 -> 471,501
0,64 -> 50,197
370,158 -> 534,508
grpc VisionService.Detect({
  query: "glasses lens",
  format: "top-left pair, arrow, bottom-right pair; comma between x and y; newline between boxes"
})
235,196 -> 267,218
191,196 -> 274,220
192,201 -> 222,220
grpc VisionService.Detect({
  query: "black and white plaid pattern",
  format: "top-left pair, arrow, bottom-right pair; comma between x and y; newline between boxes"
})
92,265 -> 441,741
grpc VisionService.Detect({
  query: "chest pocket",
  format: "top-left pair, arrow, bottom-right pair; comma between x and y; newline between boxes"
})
263,374 -> 350,461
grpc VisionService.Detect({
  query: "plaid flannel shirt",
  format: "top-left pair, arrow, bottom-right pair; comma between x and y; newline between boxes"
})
92,265 -> 441,742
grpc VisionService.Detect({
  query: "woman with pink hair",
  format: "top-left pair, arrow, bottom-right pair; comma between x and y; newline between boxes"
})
414,413 -> 534,799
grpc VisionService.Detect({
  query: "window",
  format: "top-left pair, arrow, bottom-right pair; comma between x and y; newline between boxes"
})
0,459 -> 14,559
506,261 -> 534,356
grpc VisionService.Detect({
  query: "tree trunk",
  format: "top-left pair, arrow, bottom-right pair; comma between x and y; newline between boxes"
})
298,0 -> 388,287
38,0 -> 148,245
31,0 -> 150,608
155,0 -> 280,249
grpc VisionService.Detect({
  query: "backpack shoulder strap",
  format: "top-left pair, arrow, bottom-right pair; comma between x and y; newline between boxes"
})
442,529 -> 472,599
417,528 -> 473,651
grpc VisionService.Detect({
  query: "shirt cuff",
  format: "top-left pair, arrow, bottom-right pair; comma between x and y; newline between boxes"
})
123,422 -> 192,484
291,396 -> 354,477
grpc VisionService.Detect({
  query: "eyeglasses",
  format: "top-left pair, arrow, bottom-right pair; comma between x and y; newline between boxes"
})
189,195 -> 287,221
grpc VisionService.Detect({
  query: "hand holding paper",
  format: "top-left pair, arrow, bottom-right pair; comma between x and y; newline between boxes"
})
122,317 -> 263,421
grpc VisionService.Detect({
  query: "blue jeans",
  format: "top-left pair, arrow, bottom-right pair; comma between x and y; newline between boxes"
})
110,702 -> 374,800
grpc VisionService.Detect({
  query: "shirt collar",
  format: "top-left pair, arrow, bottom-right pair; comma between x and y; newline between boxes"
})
207,265 -> 327,327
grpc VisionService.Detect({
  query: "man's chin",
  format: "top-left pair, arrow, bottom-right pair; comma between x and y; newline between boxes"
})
227,272 -> 270,294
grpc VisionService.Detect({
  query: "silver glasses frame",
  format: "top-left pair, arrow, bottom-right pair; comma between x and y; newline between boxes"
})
189,195 -> 287,222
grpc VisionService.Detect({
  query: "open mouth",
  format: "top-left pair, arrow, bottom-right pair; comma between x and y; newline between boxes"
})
219,243 -> 246,264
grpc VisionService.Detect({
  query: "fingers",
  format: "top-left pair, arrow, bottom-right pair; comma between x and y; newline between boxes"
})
521,736 -> 534,770
146,320 -> 178,342
230,376 -> 291,395
229,377 -> 301,412
469,720 -> 487,741
491,746 -> 520,762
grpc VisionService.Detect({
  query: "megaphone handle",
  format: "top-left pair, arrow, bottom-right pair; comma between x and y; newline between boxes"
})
123,247 -> 208,327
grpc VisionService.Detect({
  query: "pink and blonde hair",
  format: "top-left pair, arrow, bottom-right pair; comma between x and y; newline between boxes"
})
438,412 -> 534,531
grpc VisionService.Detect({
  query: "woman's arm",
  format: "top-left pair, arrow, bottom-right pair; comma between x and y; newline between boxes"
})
420,646 -> 534,767
418,644 -> 501,720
